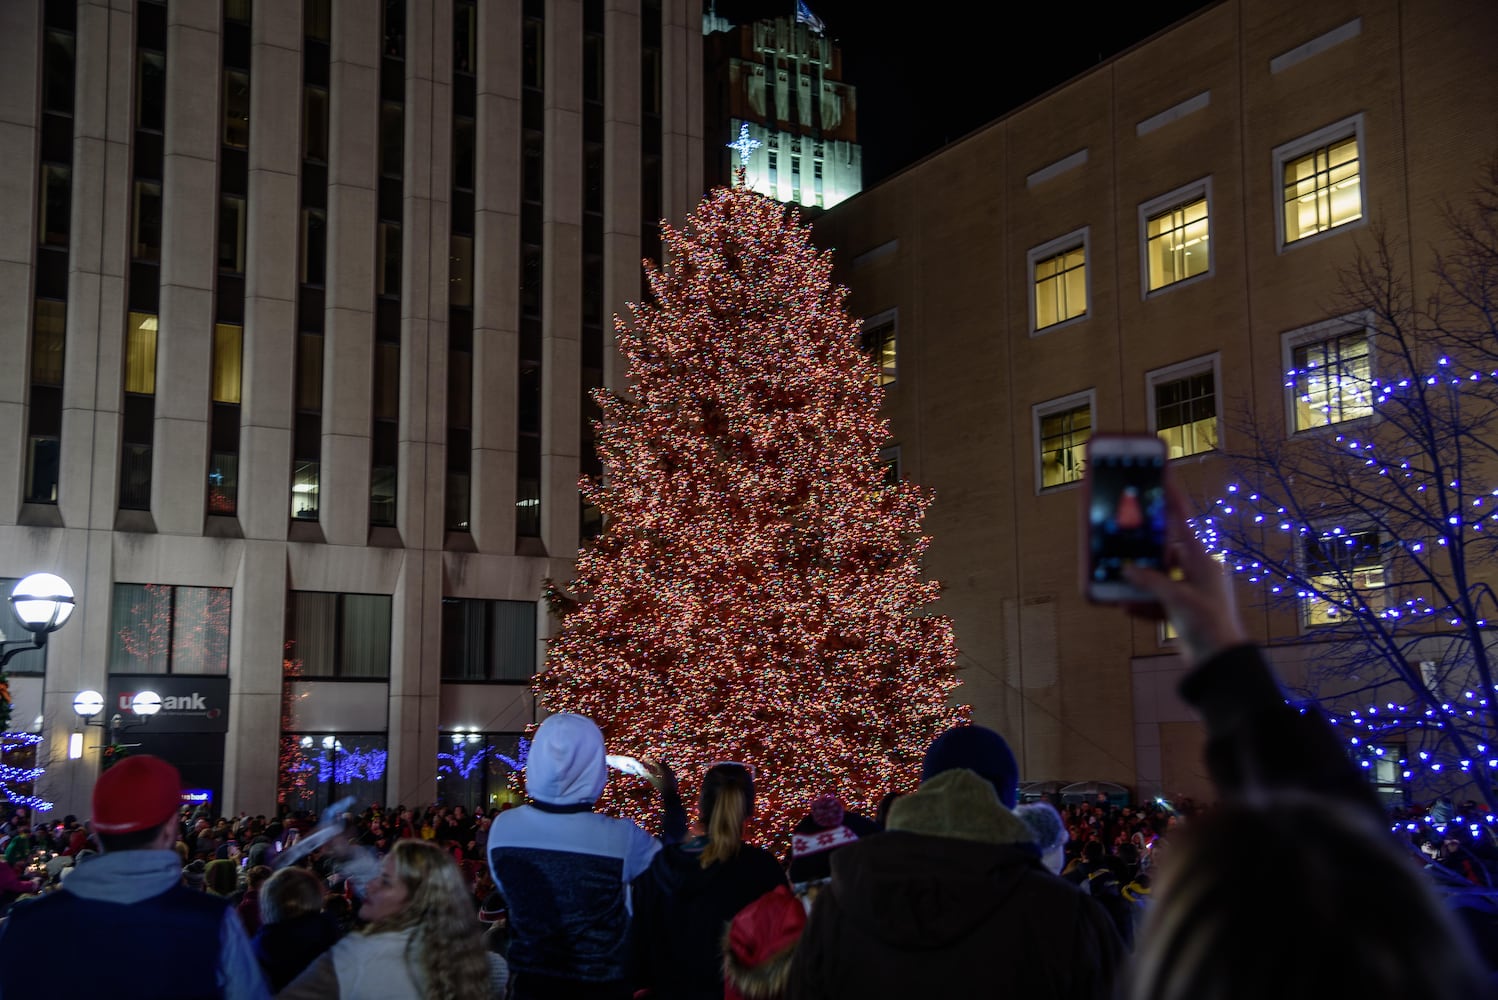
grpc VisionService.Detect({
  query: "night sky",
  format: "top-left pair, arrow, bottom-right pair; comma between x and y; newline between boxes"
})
713,0 -> 1220,186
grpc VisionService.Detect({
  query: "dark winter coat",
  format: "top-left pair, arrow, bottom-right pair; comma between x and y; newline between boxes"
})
632,837 -> 788,999
788,768 -> 1124,1000
253,910 -> 343,992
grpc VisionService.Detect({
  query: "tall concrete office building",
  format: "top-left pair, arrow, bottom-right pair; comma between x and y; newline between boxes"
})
0,0 -> 703,816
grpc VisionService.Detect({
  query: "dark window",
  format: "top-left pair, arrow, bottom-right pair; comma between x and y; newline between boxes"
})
25,434 -> 60,505
304,0 -> 331,41
223,70 -> 251,149
219,196 -> 246,273
286,591 -> 392,678
381,103 -> 404,178
136,51 -> 166,132
42,30 -> 76,115
523,18 -> 543,90
453,117 -> 475,191
441,599 -> 536,681
583,33 -> 603,104
378,223 -> 402,297
297,332 -> 324,412
109,583 -> 232,674
383,0 -> 406,58
133,181 -> 162,262
40,164 -> 71,247
303,87 -> 329,162
301,209 -> 327,286
454,1 -> 475,75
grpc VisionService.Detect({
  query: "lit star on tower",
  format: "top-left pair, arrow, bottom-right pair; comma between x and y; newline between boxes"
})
727,123 -> 761,165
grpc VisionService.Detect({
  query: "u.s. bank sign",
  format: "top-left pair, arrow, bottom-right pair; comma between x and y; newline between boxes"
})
107,675 -> 231,734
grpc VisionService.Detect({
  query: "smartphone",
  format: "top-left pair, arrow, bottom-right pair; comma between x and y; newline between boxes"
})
1083,434 -> 1168,603
605,754 -> 651,778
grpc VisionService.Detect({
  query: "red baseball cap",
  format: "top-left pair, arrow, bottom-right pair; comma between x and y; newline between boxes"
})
92,755 -> 182,835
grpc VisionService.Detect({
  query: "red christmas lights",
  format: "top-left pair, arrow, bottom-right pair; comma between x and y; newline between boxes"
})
537,184 -> 968,846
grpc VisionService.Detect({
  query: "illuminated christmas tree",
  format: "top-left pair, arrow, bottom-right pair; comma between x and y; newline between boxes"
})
536,177 -> 967,844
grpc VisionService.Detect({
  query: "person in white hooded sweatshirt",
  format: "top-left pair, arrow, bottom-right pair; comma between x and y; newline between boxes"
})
487,712 -> 683,1000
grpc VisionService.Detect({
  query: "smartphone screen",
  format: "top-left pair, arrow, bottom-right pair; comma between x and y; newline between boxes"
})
1086,437 -> 1167,602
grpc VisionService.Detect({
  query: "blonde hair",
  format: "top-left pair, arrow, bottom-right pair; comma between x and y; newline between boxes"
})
699,764 -> 753,869
366,839 -> 491,1000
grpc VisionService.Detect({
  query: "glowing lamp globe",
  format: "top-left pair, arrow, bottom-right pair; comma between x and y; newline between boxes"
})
131,690 -> 162,717
9,573 -> 75,634
72,690 -> 105,719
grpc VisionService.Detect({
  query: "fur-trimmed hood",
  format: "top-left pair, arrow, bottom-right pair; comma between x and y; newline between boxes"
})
825,768 -> 1052,950
884,768 -> 1038,847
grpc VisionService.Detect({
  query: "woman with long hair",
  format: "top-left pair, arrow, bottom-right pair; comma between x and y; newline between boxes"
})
278,839 -> 507,999
633,762 -> 786,999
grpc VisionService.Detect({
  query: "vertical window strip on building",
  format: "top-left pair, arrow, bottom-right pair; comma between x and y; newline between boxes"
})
579,0 -> 605,539
209,5 -> 251,517
29,2 -> 77,506
294,4 -> 331,523
371,0 -> 407,528
123,0 -> 168,512
447,0 -> 477,534
516,0 -> 545,539
640,0 -> 663,271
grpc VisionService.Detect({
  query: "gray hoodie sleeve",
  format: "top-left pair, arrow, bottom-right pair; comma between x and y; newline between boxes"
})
218,908 -> 273,1000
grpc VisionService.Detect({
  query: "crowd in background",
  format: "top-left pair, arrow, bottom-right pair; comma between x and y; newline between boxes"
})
0,493 -> 1494,998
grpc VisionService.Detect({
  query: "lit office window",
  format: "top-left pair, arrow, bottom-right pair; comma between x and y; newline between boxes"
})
1288,330 -> 1372,431
1281,129 -> 1362,244
1144,190 -> 1209,291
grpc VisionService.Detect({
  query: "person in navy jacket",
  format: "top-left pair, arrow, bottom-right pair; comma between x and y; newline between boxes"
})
0,755 -> 270,1000
487,712 -> 682,1000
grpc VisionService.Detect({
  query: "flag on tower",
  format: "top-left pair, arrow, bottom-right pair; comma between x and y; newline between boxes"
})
795,0 -> 825,34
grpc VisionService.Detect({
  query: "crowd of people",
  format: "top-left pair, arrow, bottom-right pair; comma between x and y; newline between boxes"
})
0,488 -> 1493,998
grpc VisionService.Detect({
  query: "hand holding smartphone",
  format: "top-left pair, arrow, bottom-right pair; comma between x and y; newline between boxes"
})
1082,434 -> 1169,604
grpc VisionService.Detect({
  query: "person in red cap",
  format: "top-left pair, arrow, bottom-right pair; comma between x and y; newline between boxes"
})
0,755 -> 270,1000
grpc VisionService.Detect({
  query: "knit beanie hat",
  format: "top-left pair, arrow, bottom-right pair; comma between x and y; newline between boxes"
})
1016,802 -> 1068,853
92,755 -> 183,835
183,859 -> 207,890
787,795 -> 879,885
921,724 -> 1020,809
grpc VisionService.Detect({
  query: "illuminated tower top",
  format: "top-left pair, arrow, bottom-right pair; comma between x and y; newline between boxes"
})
703,3 -> 862,212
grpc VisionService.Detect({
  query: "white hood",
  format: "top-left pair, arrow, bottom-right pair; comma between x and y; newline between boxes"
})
526,713 -> 609,806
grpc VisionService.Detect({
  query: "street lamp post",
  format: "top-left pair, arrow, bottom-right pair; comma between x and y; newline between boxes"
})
0,573 -> 75,669
73,688 -> 162,751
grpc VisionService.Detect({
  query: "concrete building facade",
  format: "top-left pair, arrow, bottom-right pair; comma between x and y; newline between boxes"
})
0,0 -> 703,817
814,0 -> 1498,802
